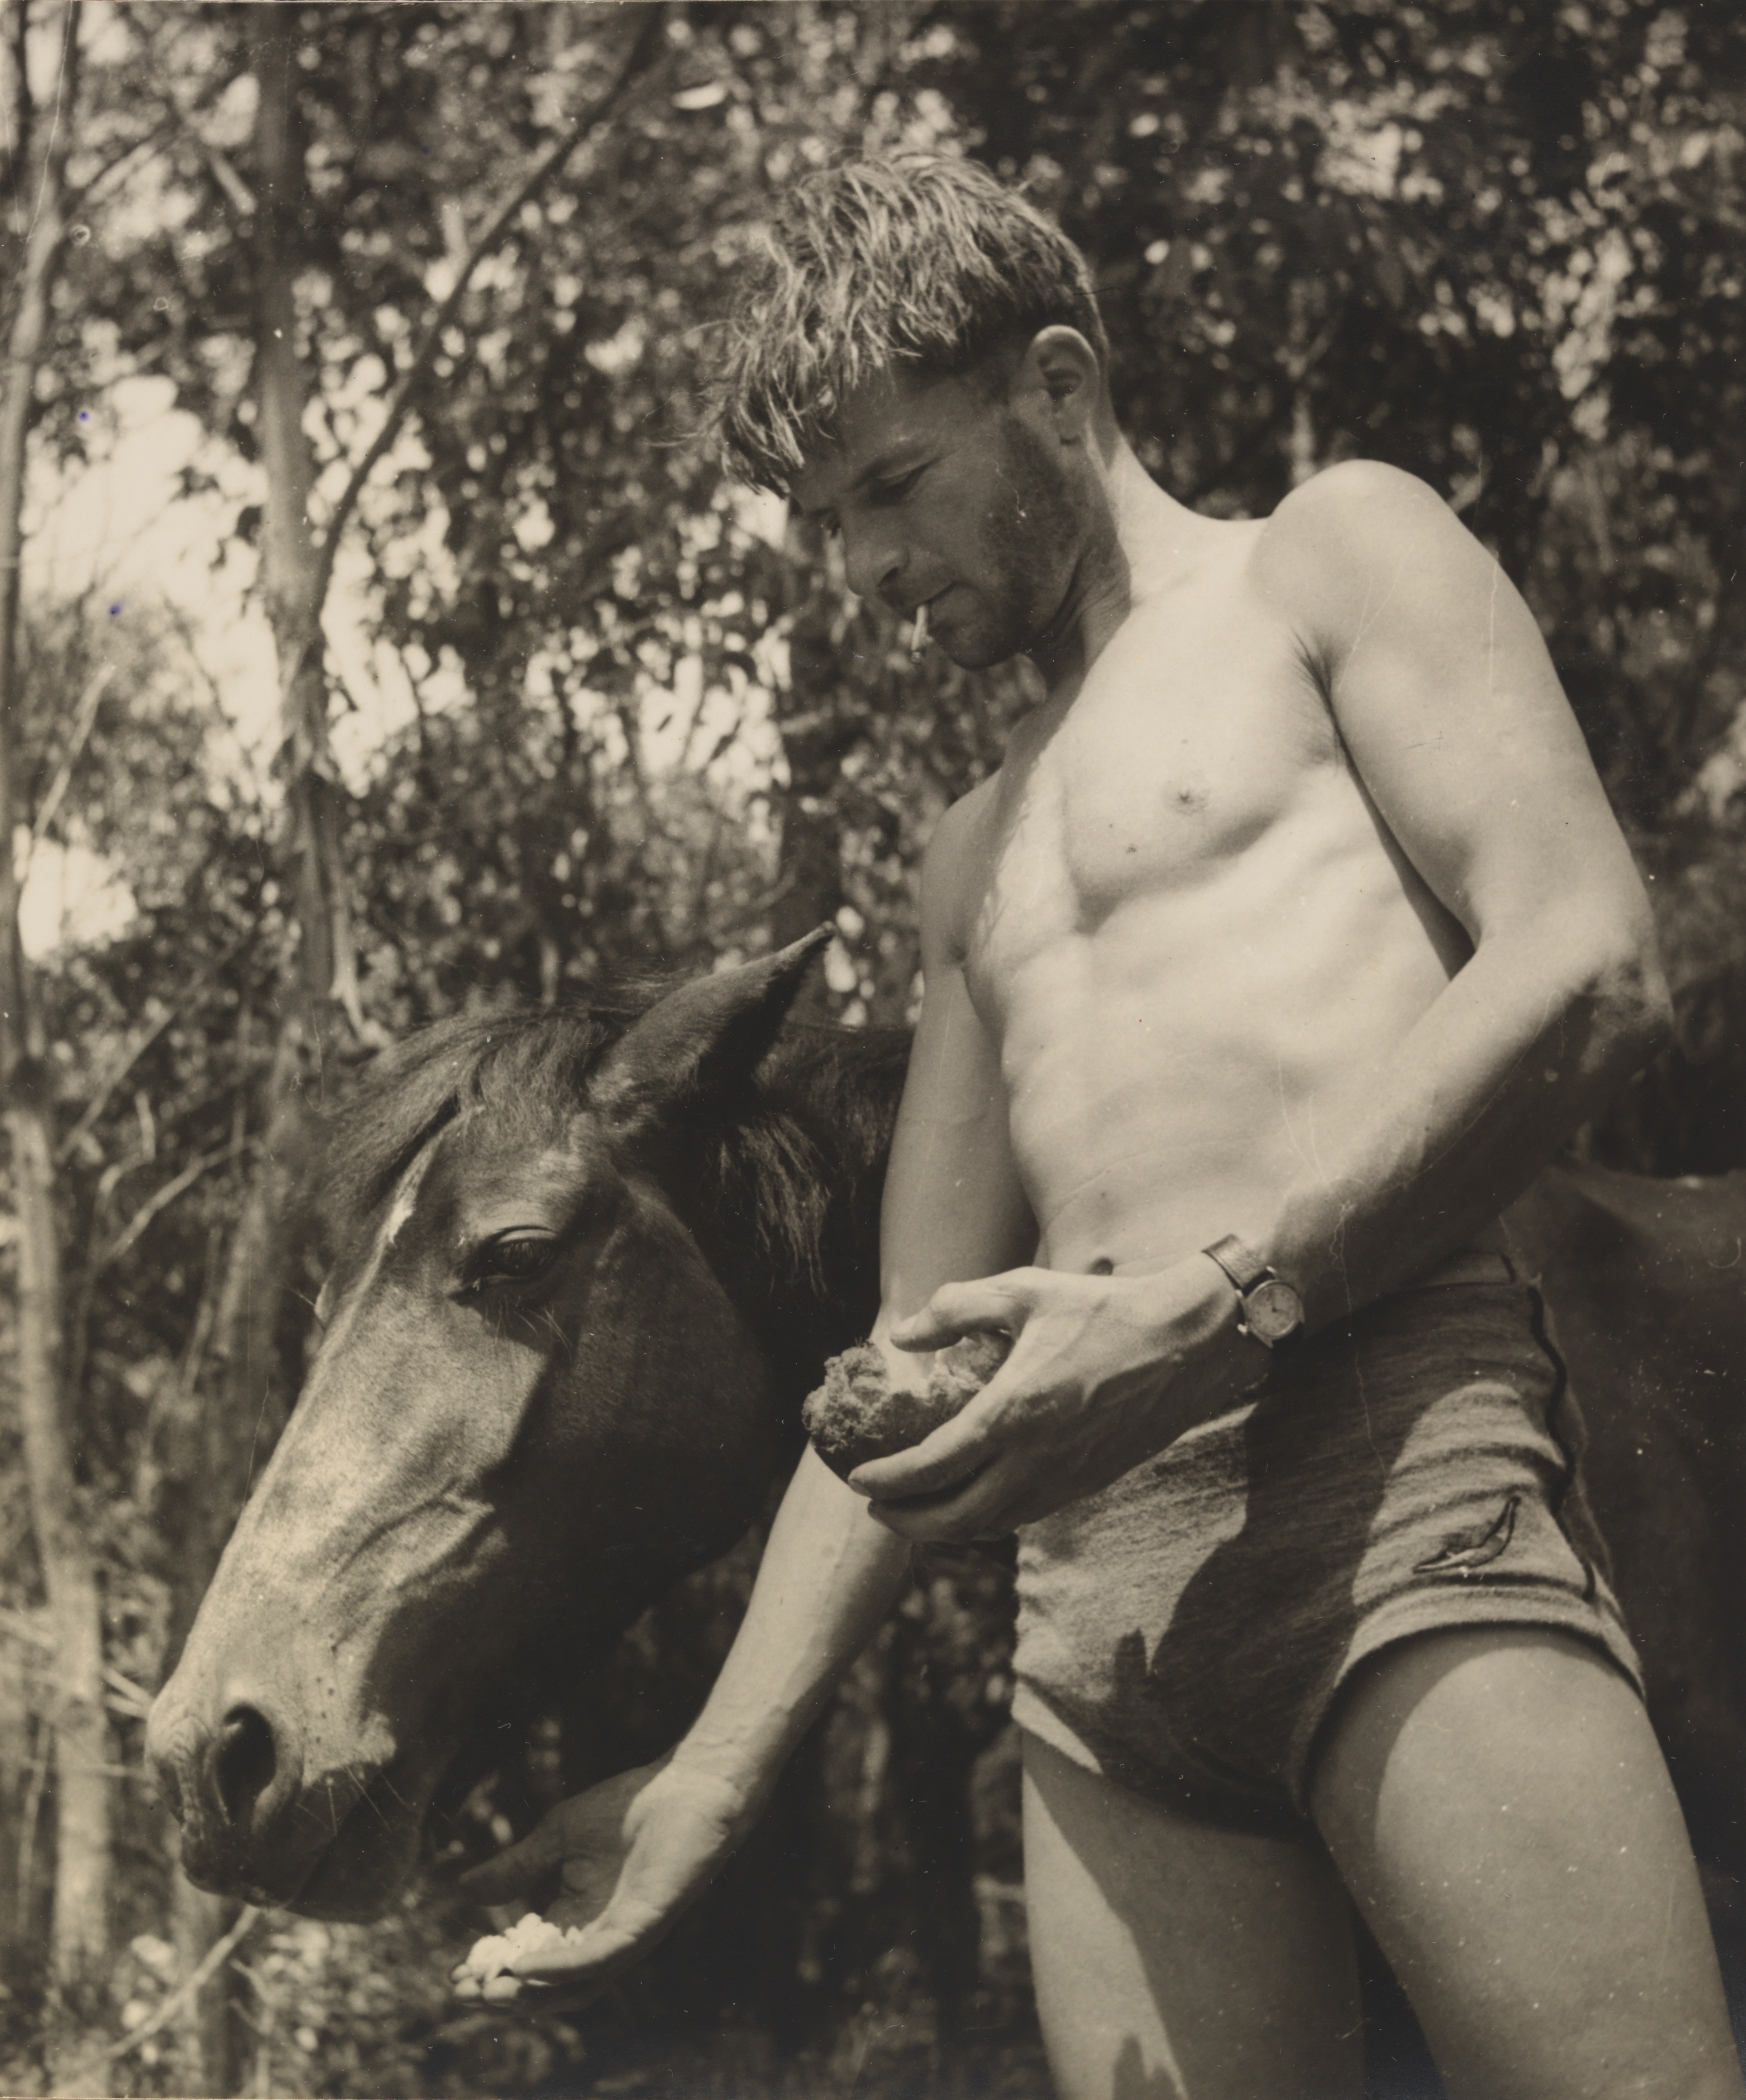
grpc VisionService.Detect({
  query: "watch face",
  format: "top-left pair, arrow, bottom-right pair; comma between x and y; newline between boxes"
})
1246,1277 -> 1305,1345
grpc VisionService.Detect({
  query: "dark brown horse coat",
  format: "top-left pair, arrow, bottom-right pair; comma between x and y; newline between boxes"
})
1506,1165 -> 1746,1919
148,941 -> 1745,1941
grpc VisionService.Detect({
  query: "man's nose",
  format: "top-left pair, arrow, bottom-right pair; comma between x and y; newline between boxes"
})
841,523 -> 903,605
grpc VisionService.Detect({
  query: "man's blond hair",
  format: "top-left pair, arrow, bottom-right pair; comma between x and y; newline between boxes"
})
710,154 -> 1108,494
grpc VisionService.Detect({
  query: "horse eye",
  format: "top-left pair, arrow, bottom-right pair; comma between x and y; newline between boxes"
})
466,1233 -> 556,1290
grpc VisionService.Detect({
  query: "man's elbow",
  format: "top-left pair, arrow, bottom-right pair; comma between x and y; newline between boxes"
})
1584,910 -> 1673,1073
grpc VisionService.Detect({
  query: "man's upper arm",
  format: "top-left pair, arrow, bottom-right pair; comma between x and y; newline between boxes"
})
1258,462 -> 1651,957
878,787 -> 1034,1321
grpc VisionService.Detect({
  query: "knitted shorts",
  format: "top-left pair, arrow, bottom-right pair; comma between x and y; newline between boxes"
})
1010,1253 -> 1643,1828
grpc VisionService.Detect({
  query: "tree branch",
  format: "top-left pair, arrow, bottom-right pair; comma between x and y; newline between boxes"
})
145,35 -> 257,224
63,106 -> 174,213
4,0 -> 34,238
309,4 -> 667,616
75,9 -> 240,214
55,927 -> 251,1163
106,1906 -> 261,2061
97,1141 -> 249,1273
26,654 -> 112,849
0,1605 -> 153,1720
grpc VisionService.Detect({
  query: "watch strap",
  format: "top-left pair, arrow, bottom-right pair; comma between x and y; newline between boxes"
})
1203,1234 -> 1271,1296
1202,1235 -> 1305,1349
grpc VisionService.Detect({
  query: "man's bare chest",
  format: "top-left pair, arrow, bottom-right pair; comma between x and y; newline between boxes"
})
966,597 -> 1341,984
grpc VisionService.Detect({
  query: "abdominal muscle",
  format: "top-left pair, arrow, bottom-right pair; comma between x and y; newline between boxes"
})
971,761 -> 1466,1279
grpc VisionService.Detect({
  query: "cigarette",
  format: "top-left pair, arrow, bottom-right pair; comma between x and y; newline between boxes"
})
909,602 -> 930,658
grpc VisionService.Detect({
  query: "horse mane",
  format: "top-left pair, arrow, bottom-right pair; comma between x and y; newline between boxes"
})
312,1003 -> 625,1258
706,1020 -> 907,1297
310,992 -> 906,1331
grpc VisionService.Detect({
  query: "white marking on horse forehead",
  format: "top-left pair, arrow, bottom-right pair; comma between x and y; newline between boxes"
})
382,1142 -> 440,1248
312,1134 -> 450,1361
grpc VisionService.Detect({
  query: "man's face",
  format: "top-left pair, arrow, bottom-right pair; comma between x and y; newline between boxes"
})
789,362 -> 1088,670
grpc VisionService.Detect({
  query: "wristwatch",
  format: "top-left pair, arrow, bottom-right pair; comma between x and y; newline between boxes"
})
1202,1235 -> 1306,1349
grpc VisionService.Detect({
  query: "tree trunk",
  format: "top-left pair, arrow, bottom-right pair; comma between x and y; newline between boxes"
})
154,11 -> 665,2075
150,17 -> 348,2087
155,4 -> 358,1665
0,11 -> 115,2076
167,1875 -> 243,2100
0,1644 -> 38,1989
770,521 -> 850,1011
250,5 -> 355,1033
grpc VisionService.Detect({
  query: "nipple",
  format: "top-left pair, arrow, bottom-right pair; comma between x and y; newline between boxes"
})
1089,1256 -> 1114,1276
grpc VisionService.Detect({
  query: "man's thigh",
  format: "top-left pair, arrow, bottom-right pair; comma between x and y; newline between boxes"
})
1021,1730 -> 1363,2100
1311,1625 -> 1743,2100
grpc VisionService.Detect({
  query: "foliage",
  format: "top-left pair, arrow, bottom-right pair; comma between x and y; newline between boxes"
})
1,2 -> 1742,2093
922,0 -> 1746,1165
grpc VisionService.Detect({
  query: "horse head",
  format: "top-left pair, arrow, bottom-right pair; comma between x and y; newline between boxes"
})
146,930 -> 892,1920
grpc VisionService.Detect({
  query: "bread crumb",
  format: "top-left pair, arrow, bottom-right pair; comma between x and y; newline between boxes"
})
802,1331 -> 1010,1479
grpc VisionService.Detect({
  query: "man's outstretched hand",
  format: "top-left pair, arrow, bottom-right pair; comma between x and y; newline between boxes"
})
451,1756 -> 754,2005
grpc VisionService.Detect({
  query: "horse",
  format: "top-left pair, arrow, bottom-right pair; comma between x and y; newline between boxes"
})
147,933 -> 898,1919
147,934 -> 1746,1949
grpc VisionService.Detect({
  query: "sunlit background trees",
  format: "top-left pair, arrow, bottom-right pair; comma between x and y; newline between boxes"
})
2,3 -> 1742,2093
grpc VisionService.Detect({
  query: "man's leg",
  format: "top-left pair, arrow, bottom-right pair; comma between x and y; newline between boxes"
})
1022,1731 -> 1363,2100
1311,1626 -> 1743,2100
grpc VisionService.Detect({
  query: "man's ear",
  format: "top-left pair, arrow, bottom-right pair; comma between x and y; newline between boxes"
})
1011,326 -> 1101,442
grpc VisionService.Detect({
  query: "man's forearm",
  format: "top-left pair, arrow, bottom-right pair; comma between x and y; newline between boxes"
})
670,1445 -> 910,1812
668,928 -> 1031,1801
1262,919 -> 1669,1327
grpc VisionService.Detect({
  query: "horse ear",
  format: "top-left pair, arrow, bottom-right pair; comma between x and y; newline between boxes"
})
592,925 -> 835,1133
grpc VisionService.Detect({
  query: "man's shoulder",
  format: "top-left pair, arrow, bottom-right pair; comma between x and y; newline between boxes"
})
1258,459 -> 1448,570
935,771 -> 999,844
919,775 -> 1000,964
927,774 -> 1001,892
1251,460 -> 1475,659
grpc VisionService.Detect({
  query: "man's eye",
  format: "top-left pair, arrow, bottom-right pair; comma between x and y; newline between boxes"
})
872,468 -> 922,502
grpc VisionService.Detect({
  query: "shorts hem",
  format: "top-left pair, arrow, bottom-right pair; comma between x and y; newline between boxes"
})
1014,1588 -> 1645,1830
1010,1683 -> 1107,1785
1293,1588 -> 1645,1817
1009,1682 -> 1296,1831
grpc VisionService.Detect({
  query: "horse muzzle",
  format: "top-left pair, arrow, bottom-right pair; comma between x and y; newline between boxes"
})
147,1674 -> 426,1920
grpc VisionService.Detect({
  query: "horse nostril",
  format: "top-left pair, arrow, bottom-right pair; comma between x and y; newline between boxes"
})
212,1706 -> 278,1831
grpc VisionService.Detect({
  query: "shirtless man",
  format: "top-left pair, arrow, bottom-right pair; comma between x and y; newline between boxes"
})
462,157 -> 1742,2099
